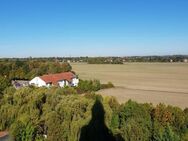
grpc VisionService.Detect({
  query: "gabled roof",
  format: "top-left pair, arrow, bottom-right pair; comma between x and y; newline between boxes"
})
39,72 -> 75,85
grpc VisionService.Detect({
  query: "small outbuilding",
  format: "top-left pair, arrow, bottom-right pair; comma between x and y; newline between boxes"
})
12,80 -> 29,89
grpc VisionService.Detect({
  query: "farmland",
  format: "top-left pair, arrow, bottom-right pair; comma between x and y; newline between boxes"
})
72,63 -> 188,108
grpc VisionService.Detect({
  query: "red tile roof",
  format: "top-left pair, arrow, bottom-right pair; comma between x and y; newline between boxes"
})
40,72 -> 75,85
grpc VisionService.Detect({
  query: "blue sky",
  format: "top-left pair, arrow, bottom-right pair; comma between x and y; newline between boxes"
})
0,0 -> 188,57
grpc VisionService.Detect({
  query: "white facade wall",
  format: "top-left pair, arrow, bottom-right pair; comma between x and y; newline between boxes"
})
72,78 -> 79,86
65,80 -> 69,86
58,81 -> 65,87
58,80 -> 69,87
29,77 -> 47,87
29,77 -> 79,87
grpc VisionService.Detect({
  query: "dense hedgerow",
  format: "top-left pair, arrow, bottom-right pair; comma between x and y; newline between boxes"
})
76,80 -> 114,94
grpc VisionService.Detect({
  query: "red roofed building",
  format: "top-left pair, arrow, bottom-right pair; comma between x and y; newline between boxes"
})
29,72 -> 79,87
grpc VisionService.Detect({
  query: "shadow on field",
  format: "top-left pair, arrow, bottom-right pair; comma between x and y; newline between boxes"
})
79,99 -> 124,141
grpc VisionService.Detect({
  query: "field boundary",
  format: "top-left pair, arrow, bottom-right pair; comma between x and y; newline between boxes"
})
114,86 -> 188,95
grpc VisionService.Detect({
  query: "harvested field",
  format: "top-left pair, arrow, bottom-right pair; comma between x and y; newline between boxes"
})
72,63 -> 188,108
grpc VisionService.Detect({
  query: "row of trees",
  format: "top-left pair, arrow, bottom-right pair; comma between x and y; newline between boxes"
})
88,58 -> 123,64
124,55 -> 188,62
1,55 -> 188,64
0,87 -> 187,141
86,55 -> 188,63
0,60 -> 72,80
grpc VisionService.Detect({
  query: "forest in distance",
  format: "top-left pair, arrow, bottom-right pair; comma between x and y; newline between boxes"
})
0,59 -> 188,141
1,55 -> 188,64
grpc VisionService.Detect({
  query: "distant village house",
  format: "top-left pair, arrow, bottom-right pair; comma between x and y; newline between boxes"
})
29,72 -> 79,87
184,59 -> 188,63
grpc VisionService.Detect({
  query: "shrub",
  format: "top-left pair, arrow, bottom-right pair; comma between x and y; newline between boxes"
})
77,80 -> 101,93
101,82 -> 114,89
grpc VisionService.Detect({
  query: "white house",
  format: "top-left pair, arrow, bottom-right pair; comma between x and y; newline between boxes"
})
184,59 -> 188,63
29,72 -> 79,87
29,77 -> 47,87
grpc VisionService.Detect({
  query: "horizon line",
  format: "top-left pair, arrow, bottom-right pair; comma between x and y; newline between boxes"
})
1,54 -> 188,59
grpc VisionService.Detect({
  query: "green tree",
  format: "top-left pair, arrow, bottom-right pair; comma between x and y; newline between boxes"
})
0,76 -> 10,98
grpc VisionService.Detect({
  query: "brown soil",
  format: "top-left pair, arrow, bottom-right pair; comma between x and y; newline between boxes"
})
72,63 -> 188,108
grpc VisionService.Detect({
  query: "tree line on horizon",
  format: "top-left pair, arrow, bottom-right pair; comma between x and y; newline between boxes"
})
1,55 -> 188,63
